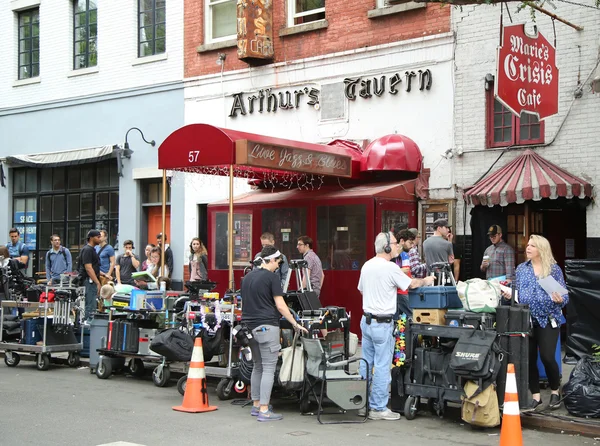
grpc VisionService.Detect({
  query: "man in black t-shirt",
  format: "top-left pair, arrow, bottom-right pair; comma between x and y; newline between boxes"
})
242,246 -> 307,422
115,240 -> 140,285
80,229 -> 102,323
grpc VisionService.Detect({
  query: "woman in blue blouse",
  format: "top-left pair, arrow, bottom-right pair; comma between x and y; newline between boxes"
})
502,235 -> 568,410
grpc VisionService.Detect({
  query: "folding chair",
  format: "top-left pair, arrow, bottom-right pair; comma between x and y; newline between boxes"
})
300,337 -> 369,424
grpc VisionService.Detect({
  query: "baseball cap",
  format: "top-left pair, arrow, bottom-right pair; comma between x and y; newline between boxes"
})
87,229 -> 101,239
408,228 -> 419,237
487,225 -> 502,236
433,219 -> 450,229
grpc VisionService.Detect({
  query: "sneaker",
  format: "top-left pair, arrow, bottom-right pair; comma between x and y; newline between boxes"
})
549,394 -> 561,410
368,408 -> 401,421
251,405 -> 272,416
522,399 -> 542,412
257,409 -> 283,422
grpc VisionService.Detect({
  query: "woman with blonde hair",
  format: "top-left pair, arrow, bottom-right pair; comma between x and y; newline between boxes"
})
503,234 -> 568,410
188,237 -> 208,281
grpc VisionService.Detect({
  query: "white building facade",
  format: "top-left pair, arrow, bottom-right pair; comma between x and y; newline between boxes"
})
452,1 -> 600,277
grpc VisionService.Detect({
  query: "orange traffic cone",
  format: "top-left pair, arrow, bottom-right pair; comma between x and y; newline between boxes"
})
499,363 -> 523,446
173,337 -> 218,413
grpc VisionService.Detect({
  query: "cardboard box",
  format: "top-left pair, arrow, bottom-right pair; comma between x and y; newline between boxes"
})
413,309 -> 447,325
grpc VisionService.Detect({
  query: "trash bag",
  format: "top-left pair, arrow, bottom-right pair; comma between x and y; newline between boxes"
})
563,356 -> 600,418
201,326 -> 226,362
150,329 -> 194,362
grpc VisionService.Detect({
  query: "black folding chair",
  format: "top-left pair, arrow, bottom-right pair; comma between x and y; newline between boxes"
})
300,337 -> 369,424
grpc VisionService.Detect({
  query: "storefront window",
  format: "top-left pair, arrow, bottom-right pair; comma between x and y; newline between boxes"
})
381,210 -> 409,233
316,205 -> 366,271
214,212 -> 252,269
12,161 -> 119,274
262,208 -> 307,262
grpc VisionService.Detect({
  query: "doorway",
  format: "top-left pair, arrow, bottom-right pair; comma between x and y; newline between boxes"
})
147,206 -> 171,245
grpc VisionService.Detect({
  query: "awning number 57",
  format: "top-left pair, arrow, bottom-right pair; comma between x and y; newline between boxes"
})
188,150 -> 200,163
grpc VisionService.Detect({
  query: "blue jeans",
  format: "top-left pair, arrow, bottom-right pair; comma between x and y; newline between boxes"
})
84,280 -> 98,321
359,315 -> 394,411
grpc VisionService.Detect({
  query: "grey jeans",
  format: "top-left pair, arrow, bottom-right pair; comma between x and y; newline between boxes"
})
84,280 -> 97,321
249,325 -> 281,405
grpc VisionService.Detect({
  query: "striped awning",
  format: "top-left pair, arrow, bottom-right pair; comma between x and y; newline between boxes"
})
465,149 -> 593,207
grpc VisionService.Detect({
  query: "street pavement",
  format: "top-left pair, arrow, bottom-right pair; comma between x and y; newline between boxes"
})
0,363 -> 595,446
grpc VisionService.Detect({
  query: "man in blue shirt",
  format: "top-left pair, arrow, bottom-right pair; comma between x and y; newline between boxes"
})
95,230 -> 115,285
45,234 -> 72,286
7,227 -> 29,270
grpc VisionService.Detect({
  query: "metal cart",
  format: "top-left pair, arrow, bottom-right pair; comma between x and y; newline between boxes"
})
0,299 -> 83,371
93,306 -> 188,387
401,322 -> 474,420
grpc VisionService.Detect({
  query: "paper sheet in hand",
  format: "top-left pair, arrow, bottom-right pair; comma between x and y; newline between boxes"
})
538,275 -> 568,297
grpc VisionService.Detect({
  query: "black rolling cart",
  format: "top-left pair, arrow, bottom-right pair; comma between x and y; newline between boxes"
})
395,319 -> 503,420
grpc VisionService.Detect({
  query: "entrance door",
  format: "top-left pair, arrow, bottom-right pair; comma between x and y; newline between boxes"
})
147,206 -> 171,245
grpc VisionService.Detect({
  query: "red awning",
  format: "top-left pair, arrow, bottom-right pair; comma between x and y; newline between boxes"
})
209,180 -> 417,206
157,124 -> 362,179
465,149 -> 593,207
360,134 -> 422,173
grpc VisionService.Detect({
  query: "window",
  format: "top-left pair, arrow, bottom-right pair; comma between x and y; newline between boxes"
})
206,0 -> 236,42
138,0 -> 166,57
12,162 -> 119,275
214,212 -> 252,269
487,87 -> 544,148
18,8 -> 40,80
288,0 -> 325,27
73,0 -> 98,69
316,205 -> 366,270
262,208 -> 307,263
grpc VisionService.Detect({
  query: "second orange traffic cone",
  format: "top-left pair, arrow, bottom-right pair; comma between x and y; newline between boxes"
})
173,337 -> 218,413
499,363 -> 523,446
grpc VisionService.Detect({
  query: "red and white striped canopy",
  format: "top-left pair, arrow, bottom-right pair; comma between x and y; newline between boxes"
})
465,149 -> 593,207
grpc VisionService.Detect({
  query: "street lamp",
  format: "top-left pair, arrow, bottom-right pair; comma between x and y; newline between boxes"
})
124,127 -> 156,154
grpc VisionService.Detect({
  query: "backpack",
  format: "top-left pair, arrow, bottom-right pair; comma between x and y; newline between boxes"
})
450,329 -> 502,397
47,249 -> 68,270
461,381 -> 501,427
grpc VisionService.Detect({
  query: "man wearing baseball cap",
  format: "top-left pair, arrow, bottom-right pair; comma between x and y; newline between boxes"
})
423,218 -> 454,271
481,224 -> 515,282
80,229 -> 102,323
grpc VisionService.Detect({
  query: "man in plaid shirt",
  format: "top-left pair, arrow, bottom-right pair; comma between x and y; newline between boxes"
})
408,228 -> 427,278
480,225 -> 515,282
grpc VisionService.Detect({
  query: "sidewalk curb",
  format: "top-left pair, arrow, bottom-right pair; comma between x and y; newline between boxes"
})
521,411 -> 600,438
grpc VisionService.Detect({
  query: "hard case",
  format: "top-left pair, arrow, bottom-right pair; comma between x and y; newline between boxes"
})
409,286 -> 463,309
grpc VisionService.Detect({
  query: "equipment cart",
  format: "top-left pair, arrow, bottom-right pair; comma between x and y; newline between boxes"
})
400,322 -> 474,420
0,298 -> 83,371
94,306 -> 187,387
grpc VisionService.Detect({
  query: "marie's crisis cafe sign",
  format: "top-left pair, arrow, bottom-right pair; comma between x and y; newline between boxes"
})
496,24 -> 559,120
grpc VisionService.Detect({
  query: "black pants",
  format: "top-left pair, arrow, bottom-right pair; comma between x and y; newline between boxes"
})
528,323 -> 560,394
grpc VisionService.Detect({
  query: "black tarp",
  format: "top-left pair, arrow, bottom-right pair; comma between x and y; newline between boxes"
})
564,260 -> 600,359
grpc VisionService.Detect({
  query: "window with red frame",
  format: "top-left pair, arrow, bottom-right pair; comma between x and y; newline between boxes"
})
487,86 -> 545,148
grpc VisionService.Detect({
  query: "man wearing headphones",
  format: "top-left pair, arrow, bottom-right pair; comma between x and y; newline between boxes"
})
242,246 -> 308,422
115,240 -> 140,286
359,232 -> 434,420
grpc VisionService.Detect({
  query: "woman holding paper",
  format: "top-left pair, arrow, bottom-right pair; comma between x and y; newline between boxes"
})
502,234 -> 568,410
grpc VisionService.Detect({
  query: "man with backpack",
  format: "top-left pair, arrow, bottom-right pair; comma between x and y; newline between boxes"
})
7,228 -> 29,271
45,234 -> 72,286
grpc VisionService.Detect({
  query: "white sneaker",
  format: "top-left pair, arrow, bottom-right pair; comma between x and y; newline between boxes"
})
368,408 -> 401,421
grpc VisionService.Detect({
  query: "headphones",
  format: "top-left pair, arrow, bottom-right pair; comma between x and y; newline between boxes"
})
384,232 -> 392,254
